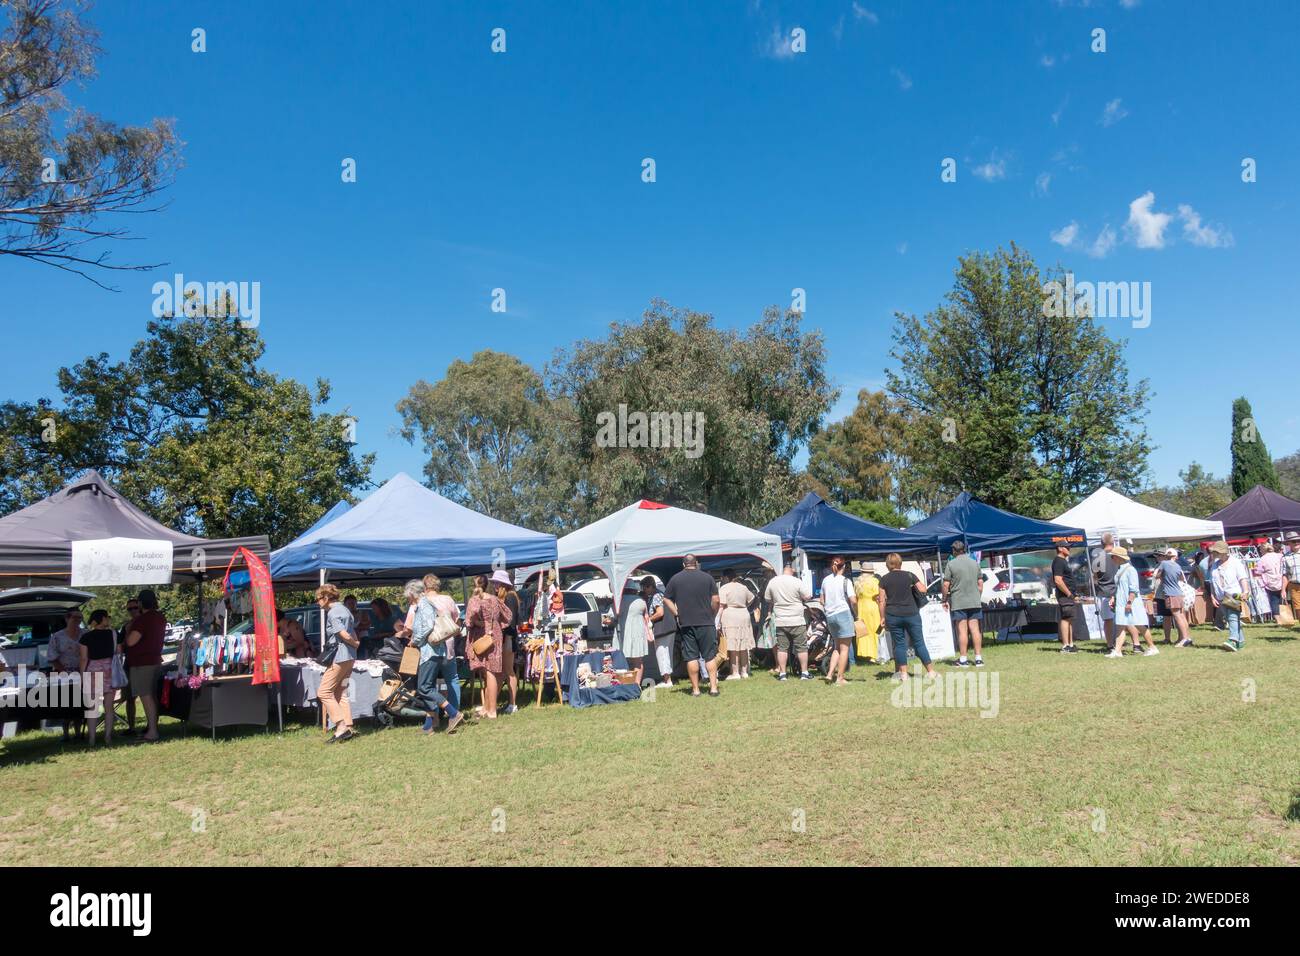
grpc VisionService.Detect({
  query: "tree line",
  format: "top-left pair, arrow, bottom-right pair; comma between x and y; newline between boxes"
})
15,245 -> 1291,549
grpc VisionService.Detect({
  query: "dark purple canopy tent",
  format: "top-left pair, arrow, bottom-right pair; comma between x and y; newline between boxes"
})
0,470 -> 270,587
1209,485 -> 1300,540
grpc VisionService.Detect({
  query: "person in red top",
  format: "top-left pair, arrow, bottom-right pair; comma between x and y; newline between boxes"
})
123,589 -> 166,743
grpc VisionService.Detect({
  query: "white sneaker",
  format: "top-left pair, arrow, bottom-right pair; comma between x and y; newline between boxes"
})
656,681 -> 673,688
1144,647 -> 1160,657
724,674 -> 740,681
1105,650 -> 1123,659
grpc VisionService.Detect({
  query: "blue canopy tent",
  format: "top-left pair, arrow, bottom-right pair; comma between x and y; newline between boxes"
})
270,473 -> 557,586
227,501 -> 352,590
907,492 -> 1086,553
762,493 -> 938,556
297,500 -> 352,539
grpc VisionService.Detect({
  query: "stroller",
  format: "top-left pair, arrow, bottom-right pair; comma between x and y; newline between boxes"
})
803,601 -> 836,676
371,639 -> 424,729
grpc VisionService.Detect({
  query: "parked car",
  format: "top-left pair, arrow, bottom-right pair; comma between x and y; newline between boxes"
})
981,568 -> 1050,603
164,619 -> 195,644
0,587 -> 95,667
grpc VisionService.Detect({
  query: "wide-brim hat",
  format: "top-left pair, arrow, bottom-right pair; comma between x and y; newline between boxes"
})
1285,531 -> 1300,542
1109,546 -> 1130,561
490,569 -> 513,586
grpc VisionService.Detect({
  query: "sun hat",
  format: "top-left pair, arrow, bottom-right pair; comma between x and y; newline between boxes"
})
1285,531 -> 1300,542
490,569 -> 513,586
1109,546 -> 1130,561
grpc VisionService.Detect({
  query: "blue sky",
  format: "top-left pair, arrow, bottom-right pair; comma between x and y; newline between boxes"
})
3,0 -> 1297,497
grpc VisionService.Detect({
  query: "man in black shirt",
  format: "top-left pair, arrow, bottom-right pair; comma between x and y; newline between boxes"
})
663,554 -> 720,697
1052,544 -> 1078,654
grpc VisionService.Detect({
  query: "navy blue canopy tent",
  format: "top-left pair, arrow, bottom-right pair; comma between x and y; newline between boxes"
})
762,493 -> 938,556
270,473 -> 557,586
907,492 -> 1086,554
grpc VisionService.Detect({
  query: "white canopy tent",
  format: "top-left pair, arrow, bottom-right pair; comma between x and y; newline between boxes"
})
1054,487 -> 1224,545
533,500 -> 783,611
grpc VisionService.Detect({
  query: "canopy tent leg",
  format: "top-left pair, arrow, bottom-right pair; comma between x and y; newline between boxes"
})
319,568 -> 327,731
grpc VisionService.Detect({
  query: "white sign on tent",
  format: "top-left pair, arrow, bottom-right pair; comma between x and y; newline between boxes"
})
71,537 -> 173,587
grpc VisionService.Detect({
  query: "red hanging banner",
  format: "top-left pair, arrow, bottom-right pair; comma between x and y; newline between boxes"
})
222,546 -> 281,685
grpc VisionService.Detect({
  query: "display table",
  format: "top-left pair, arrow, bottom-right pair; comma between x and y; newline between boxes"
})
278,659 -> 385,725
558,649 -> 636,708
983,604 -> 1064,641
0,672 -> 93,738
186,674 -> 281,738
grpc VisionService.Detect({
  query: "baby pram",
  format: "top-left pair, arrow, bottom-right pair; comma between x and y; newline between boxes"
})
371,640 -> 424,729
803,602 -> 836,676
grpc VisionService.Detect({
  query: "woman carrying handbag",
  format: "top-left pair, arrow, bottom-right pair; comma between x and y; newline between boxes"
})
316,584 -> 360,742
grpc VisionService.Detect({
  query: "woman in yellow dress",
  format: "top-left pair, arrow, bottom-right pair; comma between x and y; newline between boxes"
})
855,569 -> 882,661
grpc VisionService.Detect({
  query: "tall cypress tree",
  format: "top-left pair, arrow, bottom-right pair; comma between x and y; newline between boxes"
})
1229,397 -> 1281,497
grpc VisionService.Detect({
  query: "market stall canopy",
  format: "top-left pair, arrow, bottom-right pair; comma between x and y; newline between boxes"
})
1053,486 -> 1224,545
907,492 -> 1086,554
269,472 -> 557,586
761,492 -> 938,556
553,500 -> 782,610
0,470 -> 270,586
1209,484 -> 1300,539
298,500 -> 352,540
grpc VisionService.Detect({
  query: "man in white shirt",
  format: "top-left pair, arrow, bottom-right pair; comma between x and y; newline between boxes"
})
764,565 -> 813,681
1208,541 -> 1250,651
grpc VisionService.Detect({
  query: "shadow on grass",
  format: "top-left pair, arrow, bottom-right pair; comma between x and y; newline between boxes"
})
1286,793 -> 1300,823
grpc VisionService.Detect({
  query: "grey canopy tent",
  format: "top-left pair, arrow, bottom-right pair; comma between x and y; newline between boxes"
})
0,470 -> 270,586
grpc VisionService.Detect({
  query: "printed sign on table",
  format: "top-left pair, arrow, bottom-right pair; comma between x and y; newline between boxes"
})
71,537 -> 174,587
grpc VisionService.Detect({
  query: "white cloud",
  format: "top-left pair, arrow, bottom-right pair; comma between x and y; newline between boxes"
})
1088,224 -> 1117,258
1035,172 -> 1052,196
1050,97 -> 1069,127
1125,191 -> 1173,249
1051,222 -> 1079,246
763,25 -> 796,59
896,241 -> 908,255
1178,204 -> 1234,247
852,3 -> 879,23
832,15 -> 845,43
1120,0 -> 1141,8
1100,98 -> 1129,127
972,151 -> 1008,181
890,66 -> 912,90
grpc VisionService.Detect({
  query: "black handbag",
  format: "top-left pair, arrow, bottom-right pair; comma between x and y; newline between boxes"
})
317,636 -> 339,667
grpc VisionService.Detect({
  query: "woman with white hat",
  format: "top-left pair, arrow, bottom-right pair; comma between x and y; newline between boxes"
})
1106,547 -> 1158,658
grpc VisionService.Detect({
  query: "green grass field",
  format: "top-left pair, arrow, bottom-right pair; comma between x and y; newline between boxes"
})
3,625 -> 1297,866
